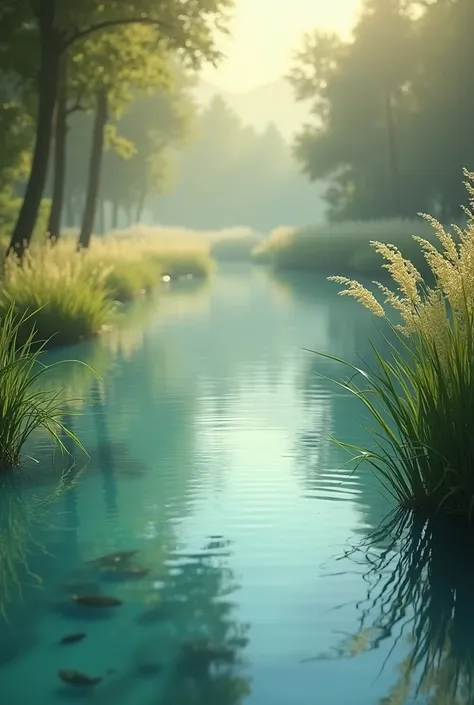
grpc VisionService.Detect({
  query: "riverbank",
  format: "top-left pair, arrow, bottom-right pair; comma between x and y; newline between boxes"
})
0,227 -> 220,347
252,219 -> 440,278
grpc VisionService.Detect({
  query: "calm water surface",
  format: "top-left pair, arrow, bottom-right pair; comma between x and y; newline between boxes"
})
0,265 -> 471,705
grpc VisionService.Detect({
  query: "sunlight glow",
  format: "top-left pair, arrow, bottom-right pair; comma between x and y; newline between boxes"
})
201,0 -> 361,92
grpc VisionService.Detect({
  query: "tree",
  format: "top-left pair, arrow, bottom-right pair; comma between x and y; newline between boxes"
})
149,95 -> 325,230
4,0 -> 233,258
101,69 -> 196,226
73,23 -> 175,248
288,0 -> 474,222
288,1 -> 414,220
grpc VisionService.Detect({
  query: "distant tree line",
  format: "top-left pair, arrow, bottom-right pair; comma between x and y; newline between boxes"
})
288,0 -> 474,221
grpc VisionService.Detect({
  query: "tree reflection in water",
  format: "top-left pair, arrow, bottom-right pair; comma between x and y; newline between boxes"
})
329,510 -> 474,704
155,538 -> 251,705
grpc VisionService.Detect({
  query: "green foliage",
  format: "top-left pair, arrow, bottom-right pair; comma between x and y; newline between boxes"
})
211,232 -> 263,261
0,303 -> 84,469
289,0 -> 474,220
0,98 -> 34,191
253,219 -> 435,278
315,318 -> 474,517
100,64 -> 196,216
0,193 -> 51,241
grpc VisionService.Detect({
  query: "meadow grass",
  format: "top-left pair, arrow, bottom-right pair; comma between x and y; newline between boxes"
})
0,303 -> 84,469
253,219 -> 439,278
2,240 -> 114,346
318,170 -> 474,522
0,226 -> 216,346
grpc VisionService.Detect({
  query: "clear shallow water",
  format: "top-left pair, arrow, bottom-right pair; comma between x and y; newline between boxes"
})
0,264 -> 472,705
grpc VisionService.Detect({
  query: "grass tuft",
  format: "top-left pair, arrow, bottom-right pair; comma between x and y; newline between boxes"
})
317,170 -> 474,521
2,241 -> 113,346
0,303 -> 85,470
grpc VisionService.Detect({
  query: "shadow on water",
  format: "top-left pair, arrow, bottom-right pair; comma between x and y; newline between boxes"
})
325,510 -> 474,704
0,465 -> 82,664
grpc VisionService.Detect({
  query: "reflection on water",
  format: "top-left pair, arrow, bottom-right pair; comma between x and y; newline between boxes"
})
329,510 -> 474,704
0,265 -> 467,704
0,468 -> 82,664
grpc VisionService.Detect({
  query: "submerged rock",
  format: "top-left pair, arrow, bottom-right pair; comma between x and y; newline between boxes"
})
71,594 -> 122,608
58,669 -> 102,687
88,550 -> 138,567
59,633 -> 86,646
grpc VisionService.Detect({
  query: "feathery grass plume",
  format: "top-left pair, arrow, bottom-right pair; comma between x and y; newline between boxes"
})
0,303 -> 86,470
319,170 -> 474,521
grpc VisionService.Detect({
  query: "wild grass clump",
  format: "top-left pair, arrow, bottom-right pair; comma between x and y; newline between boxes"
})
0,228 -> 215,345
320,169 -> 474,522
0,304 -> 84,469
99,225 -> 213,279
2,241 -> 113,346
104,259 -> 161,302
210,231 -> 263,262
86,236 -> 164,301
254,220 -> 436,278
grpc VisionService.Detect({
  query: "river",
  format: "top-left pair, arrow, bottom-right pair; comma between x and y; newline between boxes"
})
0,264 -> 470,705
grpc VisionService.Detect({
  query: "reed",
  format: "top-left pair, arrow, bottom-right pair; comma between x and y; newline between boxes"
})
317,170 -> 474,520
0,304 -> 85,469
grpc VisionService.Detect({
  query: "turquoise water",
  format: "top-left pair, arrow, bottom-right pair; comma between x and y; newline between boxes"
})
0,265 -> 471,704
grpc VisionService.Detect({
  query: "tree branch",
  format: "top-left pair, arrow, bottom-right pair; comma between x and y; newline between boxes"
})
66,101 -> 85,116
61,17 -> 177,52
66,82 -> 88,116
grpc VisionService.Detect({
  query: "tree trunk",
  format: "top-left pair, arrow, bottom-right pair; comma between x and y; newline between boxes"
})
99,198 -> 105,234
47,59 -> 68,242
78,90 -> 108,249
136,187 -> 147,223
111,200 -> 118,229
7,0 -> 60,258
65,191 -> 74,228
385,90 -> 401,217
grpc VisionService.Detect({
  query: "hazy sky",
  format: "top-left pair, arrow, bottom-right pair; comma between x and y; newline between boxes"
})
201,0 -> 361,93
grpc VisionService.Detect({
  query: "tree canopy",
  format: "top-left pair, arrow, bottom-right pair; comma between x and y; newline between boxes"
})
288,0 -> 474,221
